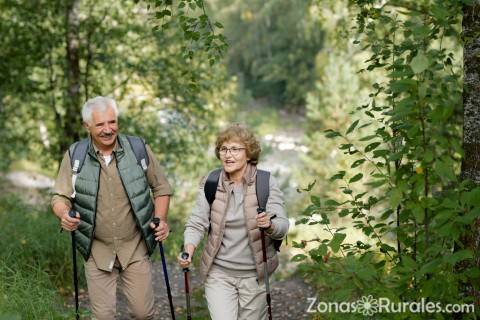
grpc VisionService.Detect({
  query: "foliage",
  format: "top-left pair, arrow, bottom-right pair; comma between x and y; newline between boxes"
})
297,0 -> 479,318
143,0 -> 228,65
0,0 -> 232,178
206,0 -> 324,108
302,1 -> 376,201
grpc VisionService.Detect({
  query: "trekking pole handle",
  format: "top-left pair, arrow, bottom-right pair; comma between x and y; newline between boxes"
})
153,217 -> 160,227
181,252 -> 190,272
257,207 -> 268,230
68,210 -> 77,219
59,210 -> 78,233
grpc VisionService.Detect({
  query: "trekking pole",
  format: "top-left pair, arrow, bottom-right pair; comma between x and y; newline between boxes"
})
257,207 -> 273,320
68,210 -> 80,320
153,217 -> 176,320
181,252 -> 192,320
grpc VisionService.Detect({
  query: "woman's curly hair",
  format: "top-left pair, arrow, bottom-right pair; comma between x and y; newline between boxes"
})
215,123 -> 261,164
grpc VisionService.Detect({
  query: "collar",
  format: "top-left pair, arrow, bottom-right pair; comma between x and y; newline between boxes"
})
91,136 -> 122,156
222,162 -> 257,187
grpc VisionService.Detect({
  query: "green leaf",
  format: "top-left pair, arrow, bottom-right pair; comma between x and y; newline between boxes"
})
346,120 -> 360,135
462,188 -> 480,206
298,180 -> 317,193
339,143 -> 353,150
359,135 -> 377,141
389,188 -> 402,208
443,250 -> 473,265
410,52 -> 429,74
373,149 -> 389,158
390,79 -> 417,93
339,209 -> 350,217
380,243 -> 396,253
292,241 -> 306,249
365,142 -> 381,153
324,129 -> 341,138
355,265 -> 376,281
329,233 -> 346,253
291,254 -> 307,262
295,218 -> 309,225
351,159 -> 366,168
325,199 -> 340,206
214,22 -> 224,29
364,179 -> 388,188
310,195 -> 321,207
434,159 -> 456,182
330,171 -> 346,181
301,204 -> 318,216
309,244 -> 328,262
349,173 -> 363,183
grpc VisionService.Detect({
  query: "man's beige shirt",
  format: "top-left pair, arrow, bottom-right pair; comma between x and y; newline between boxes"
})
52,140 -> 172,271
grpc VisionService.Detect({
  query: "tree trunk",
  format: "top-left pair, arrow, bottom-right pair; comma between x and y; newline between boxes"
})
462,0 -> 480,305
62,0 -> 82,155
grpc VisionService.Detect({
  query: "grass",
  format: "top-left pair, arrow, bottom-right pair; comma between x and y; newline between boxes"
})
0,178 -> 210,319
0,192 -> 76,319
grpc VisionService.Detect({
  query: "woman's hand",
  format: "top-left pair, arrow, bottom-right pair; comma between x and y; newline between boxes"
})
178,243 -> 195,269
256,211 -> 272,229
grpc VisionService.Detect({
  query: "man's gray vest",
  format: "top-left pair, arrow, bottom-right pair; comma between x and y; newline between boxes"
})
69,134 -> 156,260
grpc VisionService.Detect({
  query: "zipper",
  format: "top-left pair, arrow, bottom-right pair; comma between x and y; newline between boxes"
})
86,157 -> 101,258
116,157 -> 151,253
210,180 -> 233,261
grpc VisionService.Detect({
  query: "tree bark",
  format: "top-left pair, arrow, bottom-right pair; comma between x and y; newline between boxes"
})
62,0 -> 82,155
462,0 -> 480,305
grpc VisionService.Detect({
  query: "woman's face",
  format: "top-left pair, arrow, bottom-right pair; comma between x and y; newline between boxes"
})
219,140 -> 250,177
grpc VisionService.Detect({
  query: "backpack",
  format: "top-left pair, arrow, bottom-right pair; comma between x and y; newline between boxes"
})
69,135 -> 149,174
204,168 -> 282,251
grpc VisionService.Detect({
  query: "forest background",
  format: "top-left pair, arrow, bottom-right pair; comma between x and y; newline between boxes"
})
1,0 -> 479,319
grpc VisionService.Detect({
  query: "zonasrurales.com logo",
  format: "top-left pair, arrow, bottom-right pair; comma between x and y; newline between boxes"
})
306,296 -> 475,314
356,295 -> 379,316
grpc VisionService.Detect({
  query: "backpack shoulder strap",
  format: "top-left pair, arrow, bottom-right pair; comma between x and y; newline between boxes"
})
205,168 -> 222,206
256,169 -> 270,211
68,138 -> 89,174
126,135 -> 149,171
256,169 -> 283,251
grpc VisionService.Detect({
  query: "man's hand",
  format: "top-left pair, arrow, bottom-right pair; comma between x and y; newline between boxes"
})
256,211 -> 272,229
150,219 -> 169,241
61,210 -> 80,231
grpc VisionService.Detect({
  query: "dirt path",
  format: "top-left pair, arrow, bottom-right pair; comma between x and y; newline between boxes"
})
72,261 -> 315,320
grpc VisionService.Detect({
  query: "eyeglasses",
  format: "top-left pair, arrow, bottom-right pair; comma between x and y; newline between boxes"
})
219,146 -> 246,156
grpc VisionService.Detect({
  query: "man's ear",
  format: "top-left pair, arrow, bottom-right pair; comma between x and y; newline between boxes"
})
83,122 -> 90,130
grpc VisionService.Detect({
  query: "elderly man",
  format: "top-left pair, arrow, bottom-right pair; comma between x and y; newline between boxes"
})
51,96 -> 172,319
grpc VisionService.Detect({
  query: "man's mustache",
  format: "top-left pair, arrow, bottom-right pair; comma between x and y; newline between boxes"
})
99,132 -> 115,138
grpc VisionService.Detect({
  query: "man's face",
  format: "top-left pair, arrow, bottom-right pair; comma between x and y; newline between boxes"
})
84,106 -> 118,150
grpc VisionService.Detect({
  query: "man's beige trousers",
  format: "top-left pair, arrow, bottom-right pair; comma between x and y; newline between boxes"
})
204,267 -> 267,320
85,256 -> 155,320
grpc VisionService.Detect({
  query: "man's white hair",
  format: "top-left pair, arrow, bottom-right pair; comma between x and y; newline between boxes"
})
82,96 -> 119,124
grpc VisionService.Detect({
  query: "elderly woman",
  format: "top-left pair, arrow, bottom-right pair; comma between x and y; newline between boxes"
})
179,124 -> 289,320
